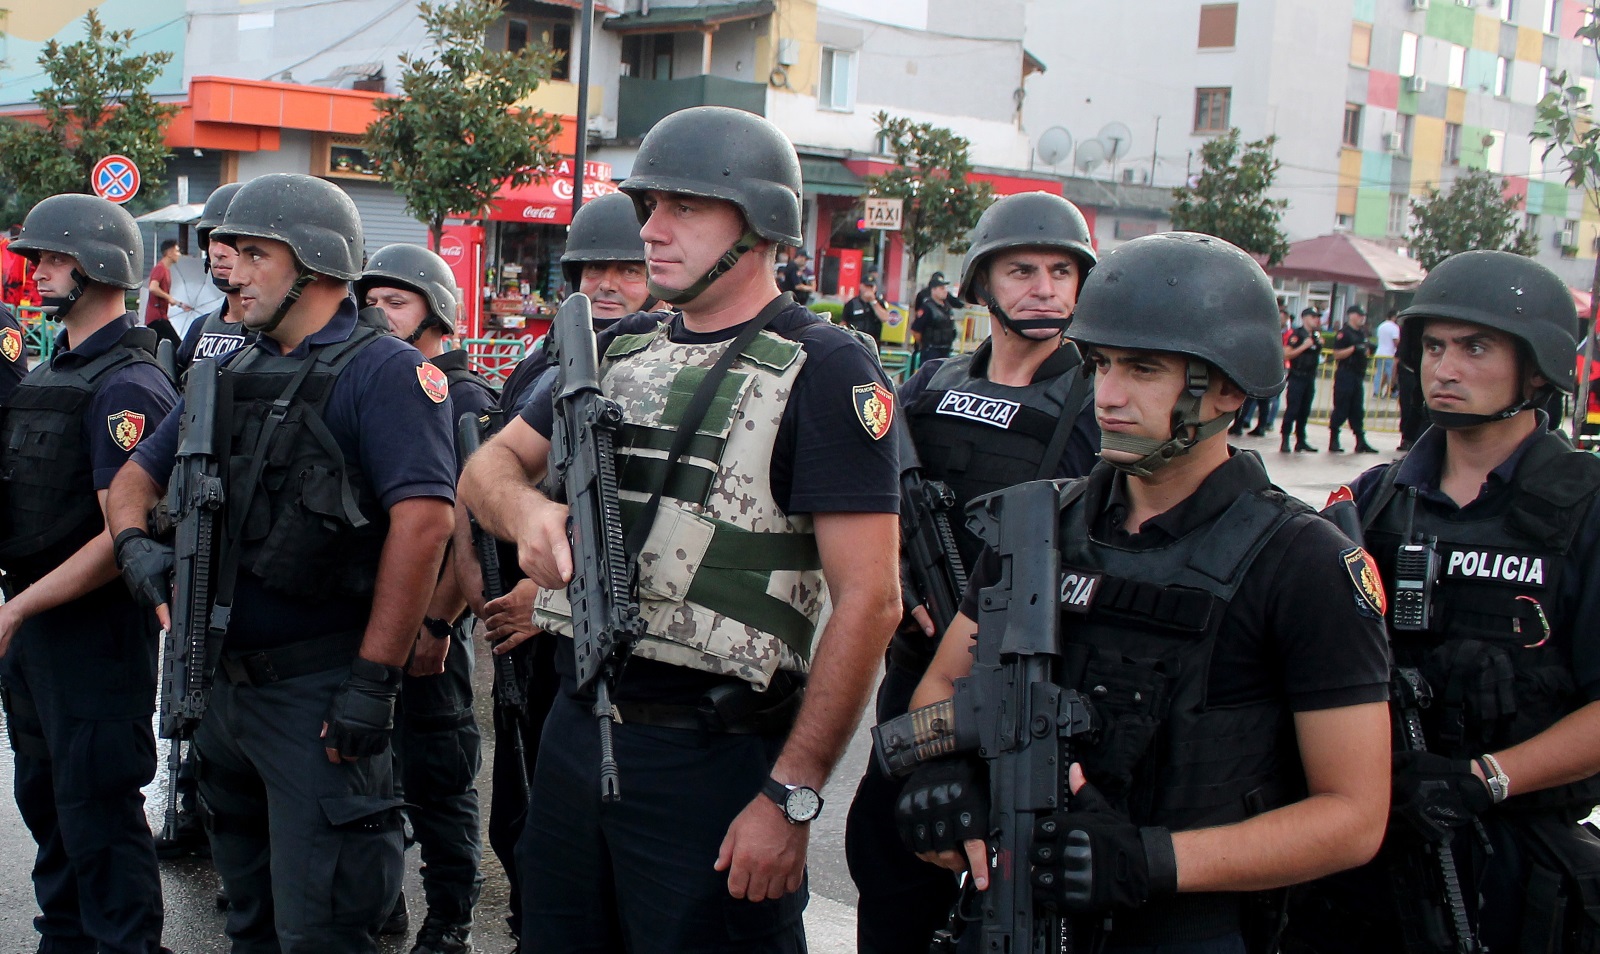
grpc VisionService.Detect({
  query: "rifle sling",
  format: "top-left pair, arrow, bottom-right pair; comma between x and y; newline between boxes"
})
1034,364 -> 1091,481
622,293 -> 792,557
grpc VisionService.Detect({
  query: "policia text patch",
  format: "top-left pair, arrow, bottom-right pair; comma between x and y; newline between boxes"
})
935,389 -> 1020,429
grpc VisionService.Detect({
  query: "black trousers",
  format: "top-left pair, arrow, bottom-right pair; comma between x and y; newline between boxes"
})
486,634 -> 560,939
1328,373 -> 1366,439
1282,374 -> 1316,444
1397,364 -> 1427,445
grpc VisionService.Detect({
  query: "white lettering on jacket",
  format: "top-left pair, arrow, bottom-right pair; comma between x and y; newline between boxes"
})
1444,549 -> 1546,585
936,390 -> 1021,429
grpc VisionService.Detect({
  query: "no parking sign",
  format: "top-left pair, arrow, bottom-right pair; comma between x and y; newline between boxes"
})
91,154 -> 141,204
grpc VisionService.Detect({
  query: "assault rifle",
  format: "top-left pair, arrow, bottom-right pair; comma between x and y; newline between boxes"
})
547,293 -> 645,802
872,479 -> 1096,953
1321,486 -> 1479,954
894,417 -> 967,637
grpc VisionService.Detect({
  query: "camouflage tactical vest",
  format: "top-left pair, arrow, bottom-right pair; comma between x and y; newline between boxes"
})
533,324 -> 827,689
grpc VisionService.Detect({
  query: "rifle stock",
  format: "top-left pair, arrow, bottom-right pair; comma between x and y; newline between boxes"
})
160,357 -> 226,741
894,417 -> 967,637
547,293 -> 645,801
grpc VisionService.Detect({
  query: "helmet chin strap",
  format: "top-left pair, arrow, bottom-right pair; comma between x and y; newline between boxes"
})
256,269 -> 316,335
211,272 -> 240,293
39,268 -> 89,318
1426,367 -> 1547,430
648,230 -> 761,306
984,291 -> 1071,335
403,314 -> 441,345
1098,360 -> 1235,478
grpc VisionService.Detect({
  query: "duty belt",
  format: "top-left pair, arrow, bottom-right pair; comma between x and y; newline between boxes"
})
219,630 -> 364,686
612,674 -> 806,736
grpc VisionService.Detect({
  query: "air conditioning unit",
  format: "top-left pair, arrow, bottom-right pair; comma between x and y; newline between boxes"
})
1406,75 -> 1428,93
1121,168 -> 1149,185
1559,228 -> 1576,248
1383,131 -> 1404,151
1410,0 -> 1430,10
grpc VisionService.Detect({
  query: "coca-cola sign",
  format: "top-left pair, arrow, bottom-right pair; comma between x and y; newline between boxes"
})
522,205 -> 558,220
438,234 -> 466,264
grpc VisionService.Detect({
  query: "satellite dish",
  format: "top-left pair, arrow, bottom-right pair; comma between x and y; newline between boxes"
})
1075,139 -> 1107,174
1098,122 -> 1133,161
1036,126 -> 1073,167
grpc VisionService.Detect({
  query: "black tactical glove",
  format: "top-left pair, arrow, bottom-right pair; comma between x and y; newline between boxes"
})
323,657 -> 403,759
113,528 -> 173,611
1391,750 -> 1492,842
895,758 -> 989,855
1030,780 -> 1177,913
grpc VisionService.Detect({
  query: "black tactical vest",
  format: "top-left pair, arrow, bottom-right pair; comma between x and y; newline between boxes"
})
1363,431 -> 1600,810
430,347 -> 497,412
188,307 -> 248,365
222,321 -> 390,601
1055,458 -> 1308,831
0,326 -> 164,583
918,301 -> 956,352
907,343 -> 1092,567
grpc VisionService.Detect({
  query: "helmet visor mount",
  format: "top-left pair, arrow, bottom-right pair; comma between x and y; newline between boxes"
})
1097,360 -> 1235,477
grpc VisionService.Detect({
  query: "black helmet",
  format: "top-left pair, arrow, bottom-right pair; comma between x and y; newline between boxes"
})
620,107 -> 802,246
1072,232 -> 1284,399
1398,249 -> 1577,392
560,192 -> 646,288
12,193 -> 142,289
1071,232 -> 1284,476
212,173 -> 363,281
958,192 -> 1096,335
356,244 -> 461,336
196,182 -> 244,248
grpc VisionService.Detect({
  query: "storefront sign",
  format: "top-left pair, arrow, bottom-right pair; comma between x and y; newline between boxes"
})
864,198 -> 902,231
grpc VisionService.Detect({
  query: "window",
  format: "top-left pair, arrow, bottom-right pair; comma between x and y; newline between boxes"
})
501,15 -> 572,80
1487,129 -> 1505,172
1388,193 -> 1410,236
1194,87 -> 1232,132
1445,122 -> 1463,165
1496,56 -> 1510,96
819,48 -> 857,111
1398,113 -> 1414,155
1198,3 -> 1238,48
1546,0 -> 1561,34
1336,213 -> 1355,230
1350,22 -> 1372,66
1343,103 -> 1363,148
1585,7 -> 1597,44
1501,0 -> 1517,21
621,35 -> 675,81
1526,212 -> 1541,240
1400,31 -> 1419,76
1449,44 -> 1466,87
1563,219 -> 1580,256
1541,65 -> 1553,97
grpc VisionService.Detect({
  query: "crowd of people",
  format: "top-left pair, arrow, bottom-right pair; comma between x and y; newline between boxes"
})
0,102 -> 1593,954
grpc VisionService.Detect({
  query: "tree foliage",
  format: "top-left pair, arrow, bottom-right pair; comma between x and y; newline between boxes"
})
0,11 -> 179,221
862,112 -> 993,289
1406,169 -> 1536,271
1168,129 -> 1290,265
366,0 -> 565,250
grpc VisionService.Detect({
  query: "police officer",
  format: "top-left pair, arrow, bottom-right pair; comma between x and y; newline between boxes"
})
459,105 -> 901,953
1281,306 -> 1323,452
845,190 -> 1101,954
903,232 -> 1393,953
105,173 -> 458,954
840,272 -> 891,344
1292,250 -> 1600,953
175,181 -> 249,371
0,297 -> 28,404
913,274 -> 957,362
0,193 -> 177,954
1329,304 -> 1379,453
357,243 -> 491,954
461,189 -> 660,946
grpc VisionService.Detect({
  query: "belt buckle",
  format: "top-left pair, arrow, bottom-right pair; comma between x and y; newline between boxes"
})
243,652 -> 278,685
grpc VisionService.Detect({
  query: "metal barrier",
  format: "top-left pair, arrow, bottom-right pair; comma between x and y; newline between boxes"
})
461,337 -> 526,390
17,307 -> 57,361
1306,351 -> 1401,434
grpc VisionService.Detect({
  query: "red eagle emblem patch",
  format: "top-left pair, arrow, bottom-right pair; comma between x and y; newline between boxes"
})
417,362 -> 449,404
107,409 -> 146,452
1341,546 -> 1388,620
0,326 -> 21,364
852,382 -> 894,441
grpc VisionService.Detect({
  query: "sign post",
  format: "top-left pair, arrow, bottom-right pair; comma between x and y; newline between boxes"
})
91,154 -> 141,205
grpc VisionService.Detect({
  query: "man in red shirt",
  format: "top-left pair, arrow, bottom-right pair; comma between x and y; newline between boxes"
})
143,239 -> 185,347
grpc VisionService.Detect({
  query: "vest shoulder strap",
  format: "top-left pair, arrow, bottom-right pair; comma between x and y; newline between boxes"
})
924,352 -> 976,393
1186,490 -> 1300,586
1360,462 -> 1405,536
605,328 -> 662,360
1509,431 -> 1600,549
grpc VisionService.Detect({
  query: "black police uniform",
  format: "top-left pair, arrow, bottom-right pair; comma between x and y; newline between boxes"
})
517,302 -> 899,953
0,304 -> 29,403
392,346 -> 497,938
1281,327 -> 1321,450
1329,322 -> 1371,448
130,300 -> 458,954
1292,417 -> 1600,953
961,453 -> 1392,952
0,313 -> 176,954
841,292 -> 884,343
778,257 -> 812,306
913,296 -> 957,362
845,338 -> 1100,954
174,299 -> 248,370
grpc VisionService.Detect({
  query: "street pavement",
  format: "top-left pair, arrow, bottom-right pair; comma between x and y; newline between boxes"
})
0,425 -> 1409,953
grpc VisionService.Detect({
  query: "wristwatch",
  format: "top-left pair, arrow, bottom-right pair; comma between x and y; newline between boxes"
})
761,776 -> 824,824
422,616 -> 453,640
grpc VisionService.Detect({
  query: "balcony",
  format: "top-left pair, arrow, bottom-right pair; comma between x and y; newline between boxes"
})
617,74 -> 766,140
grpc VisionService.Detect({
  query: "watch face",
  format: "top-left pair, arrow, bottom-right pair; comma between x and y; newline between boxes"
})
785,786 -> 822,823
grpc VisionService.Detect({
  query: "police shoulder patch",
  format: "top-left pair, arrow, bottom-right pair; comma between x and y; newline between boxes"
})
853,382 -> 894,440
417,362 -> 448,404
0,326 -> 21,363
1341,546 -> 1387,620
107,409 -> 146,452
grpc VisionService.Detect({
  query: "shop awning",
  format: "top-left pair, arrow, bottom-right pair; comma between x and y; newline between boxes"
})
134,203 -> 207,225
800,158 -> 863,197
1270,232 -> 1425,291
463,158 -> 620,225
603,0 -> 774,32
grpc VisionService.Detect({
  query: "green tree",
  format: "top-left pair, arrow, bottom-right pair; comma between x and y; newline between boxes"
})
1533,14 -> 1600,427
862,112 -> 993,294
0,10 -> 178,217
1169,129 -> 1290,265
366,0 -> 564,251
1406,169 -> 1536,271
